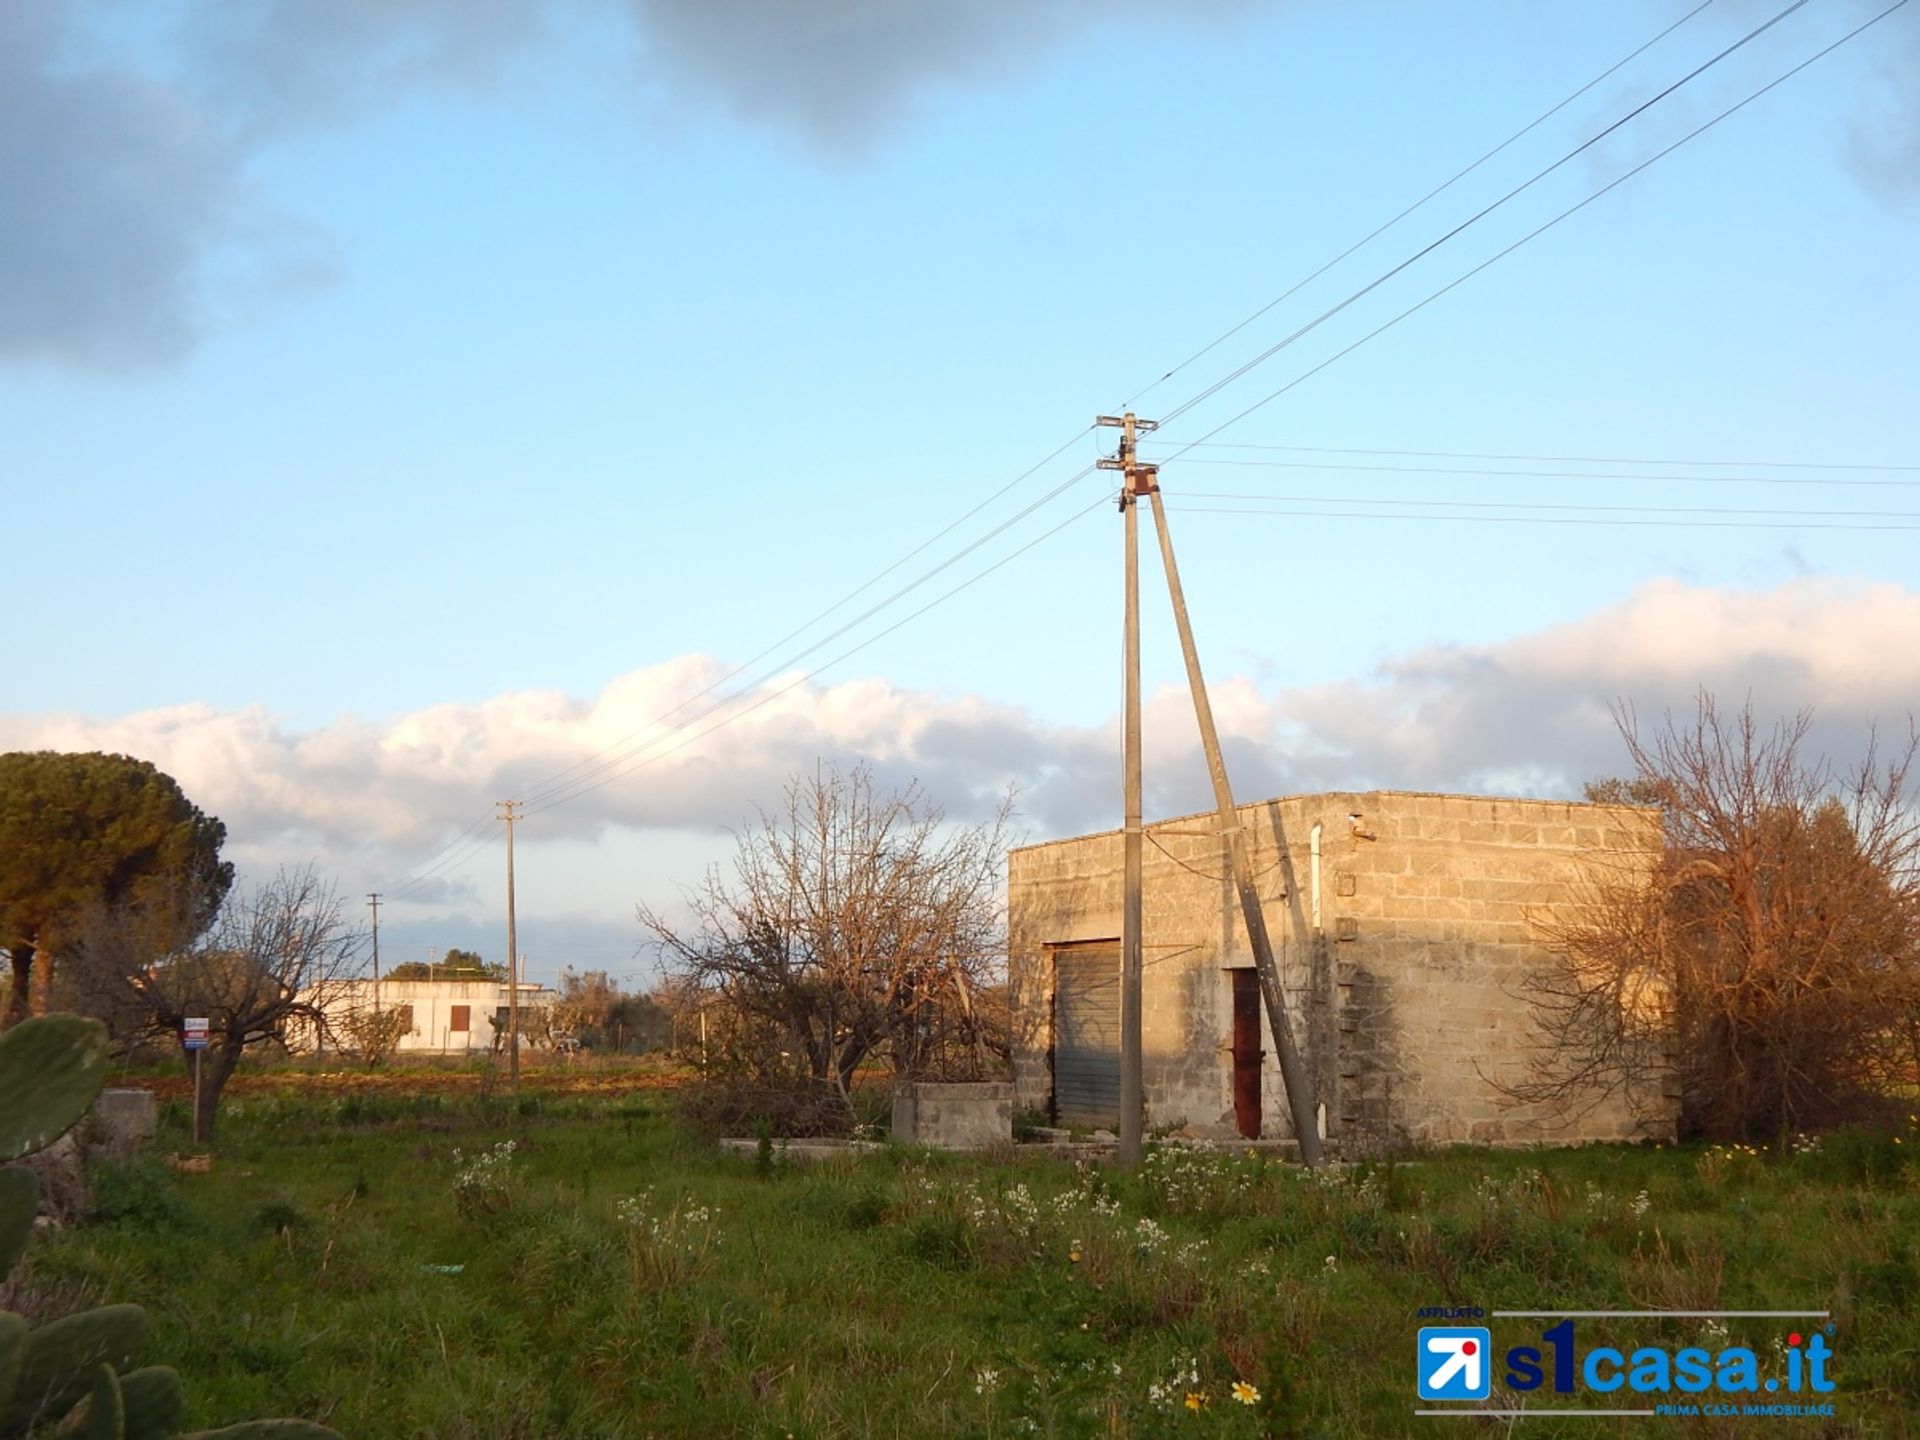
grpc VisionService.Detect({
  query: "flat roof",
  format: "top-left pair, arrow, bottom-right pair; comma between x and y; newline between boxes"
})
1009,787 -> 1657,854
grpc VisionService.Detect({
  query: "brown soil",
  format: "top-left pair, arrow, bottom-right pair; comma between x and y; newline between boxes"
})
112,1062 -> 693,1100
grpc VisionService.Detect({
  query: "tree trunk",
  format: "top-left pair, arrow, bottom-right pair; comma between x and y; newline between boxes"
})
27,944 -> 52,1016
194,1042 -> 244,1140
3,946 -> 30,1027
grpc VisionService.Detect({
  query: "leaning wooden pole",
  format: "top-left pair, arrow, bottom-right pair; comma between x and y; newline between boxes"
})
1143,484 -> 1324,1165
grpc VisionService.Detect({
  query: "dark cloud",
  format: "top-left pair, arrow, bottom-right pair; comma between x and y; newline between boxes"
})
4,0 -> 1908,367
0,9 -> 238,367
1,0 -> 1270,366
180,0 -> 551,137
1846,15 -> 1920,207
624,0 -> 1267,154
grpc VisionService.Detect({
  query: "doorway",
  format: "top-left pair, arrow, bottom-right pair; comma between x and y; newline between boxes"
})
1230,969 -> 1261,1139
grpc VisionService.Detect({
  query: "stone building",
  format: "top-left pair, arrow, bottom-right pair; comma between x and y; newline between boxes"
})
1009,789 -> 1673,1150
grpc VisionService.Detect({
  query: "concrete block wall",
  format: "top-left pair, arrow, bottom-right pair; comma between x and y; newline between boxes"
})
892,1081 -> 1015,1150
1009,790 -> 1674,1149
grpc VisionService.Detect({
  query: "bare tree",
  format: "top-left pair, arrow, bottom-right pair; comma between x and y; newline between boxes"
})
69,866 -> 364,1136
638,764 -> 1012,1111
551,967 -> 621,1044
1512,695 -> 1920,1141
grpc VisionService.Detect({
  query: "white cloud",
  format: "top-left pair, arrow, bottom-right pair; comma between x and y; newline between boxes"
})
4,577 -> 1914,950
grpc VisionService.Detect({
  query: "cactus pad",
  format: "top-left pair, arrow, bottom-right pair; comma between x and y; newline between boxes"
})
120,1366 -> 185,1440
0,1016 -> 111,1163
0,1302 -> 144,1436
75,1362 -> 126,1440
0,1168 -> 36,1284
0,1313 -> 27,1429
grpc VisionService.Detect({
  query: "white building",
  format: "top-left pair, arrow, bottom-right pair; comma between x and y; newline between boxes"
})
298,977 -> 555,1055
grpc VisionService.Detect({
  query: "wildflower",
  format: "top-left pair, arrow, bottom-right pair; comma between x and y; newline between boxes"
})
1185,1392 -> 1209,1411
1231,1381 -> 1260,1405
1323,1254 -> 1338,1270
974,1367 -> 999,1395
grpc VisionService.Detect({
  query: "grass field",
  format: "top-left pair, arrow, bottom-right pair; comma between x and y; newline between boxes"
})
10,1074 -> 1920,1439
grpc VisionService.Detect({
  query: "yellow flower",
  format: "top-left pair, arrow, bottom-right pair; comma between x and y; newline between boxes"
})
1231,1381 -> 1260,1405
1069,1249 -> 1083,1263
1185,1392 -> 1208,1411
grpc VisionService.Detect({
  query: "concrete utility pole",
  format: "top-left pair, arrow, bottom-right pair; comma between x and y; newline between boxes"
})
498,800 -> 522,1089
366,893 -> 382,1013
1097,412 -> 1155,1167
1143,481 -> 1324,1165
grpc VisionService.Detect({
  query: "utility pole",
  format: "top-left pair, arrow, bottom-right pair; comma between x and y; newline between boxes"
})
498,800 -> 522,1089
366,893 -> 382,1013
1097,412 -> 1154,1167
1143,480 -> 1324,1165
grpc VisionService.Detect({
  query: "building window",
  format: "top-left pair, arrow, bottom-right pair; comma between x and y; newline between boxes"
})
450,1005 -> 470,1033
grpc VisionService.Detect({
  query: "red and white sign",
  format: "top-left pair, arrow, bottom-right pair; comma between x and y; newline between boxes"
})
183,1017 -> 210,1051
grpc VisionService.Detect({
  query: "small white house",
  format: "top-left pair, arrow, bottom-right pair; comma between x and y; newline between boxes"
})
296,977 -> 555,1055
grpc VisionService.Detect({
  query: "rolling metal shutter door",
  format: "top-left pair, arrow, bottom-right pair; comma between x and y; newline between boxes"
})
1054,943 -> 1120,1127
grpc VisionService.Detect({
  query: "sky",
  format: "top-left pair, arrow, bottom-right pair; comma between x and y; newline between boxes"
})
3,0 -> 1918,986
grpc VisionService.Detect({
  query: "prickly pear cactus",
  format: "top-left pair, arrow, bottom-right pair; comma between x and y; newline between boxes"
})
0,1015 -> 341,1439
0,1015 -> 110,1163
0,1168 -> 33,1282
77,1363 -> 124,1440
120,1368 -> 185,1440
1,1303 -> 144,1434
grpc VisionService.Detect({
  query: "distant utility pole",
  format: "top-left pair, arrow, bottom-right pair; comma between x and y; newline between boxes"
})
498,800 -> 522,1089
1097,412 -> 1155,1168
1142,462 -> 1324,1166
366,893 -> 382,1012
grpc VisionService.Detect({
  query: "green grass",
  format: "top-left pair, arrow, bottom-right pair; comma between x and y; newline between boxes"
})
14,1090 -> 1920,1438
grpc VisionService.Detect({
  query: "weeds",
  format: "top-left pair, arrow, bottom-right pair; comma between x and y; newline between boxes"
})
21,1089 -> 1920,1438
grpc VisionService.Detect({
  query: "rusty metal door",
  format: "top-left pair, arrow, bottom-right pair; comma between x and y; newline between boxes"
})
1230,969 -> 1262,1139
1053,942 -> 1121,1128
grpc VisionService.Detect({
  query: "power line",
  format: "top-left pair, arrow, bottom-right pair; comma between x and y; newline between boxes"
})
380,1 -> 1905,888
515,465 -> 1102,818
510,426 -> 1095,811
381,442 -> 1098,892
519,492 -> 1116,817
1122,0 -> 1721,409
1171,490 -> 1920,519
1141,456 -> 1920,488
1147,441 -> 1920,473
1156,0 -> 1911,459
387,826 -> 501,904
1165,504 -> 1920,533
1152,0 -> 1813,430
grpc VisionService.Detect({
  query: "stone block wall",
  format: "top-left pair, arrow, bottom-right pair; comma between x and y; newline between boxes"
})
1009,790 -> 1674,1149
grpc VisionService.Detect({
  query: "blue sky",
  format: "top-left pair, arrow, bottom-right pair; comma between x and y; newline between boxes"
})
4,0 -> 1917,983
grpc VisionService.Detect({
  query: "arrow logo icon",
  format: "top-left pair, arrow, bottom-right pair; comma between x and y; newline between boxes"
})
1417,1327 -> 1492,1400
